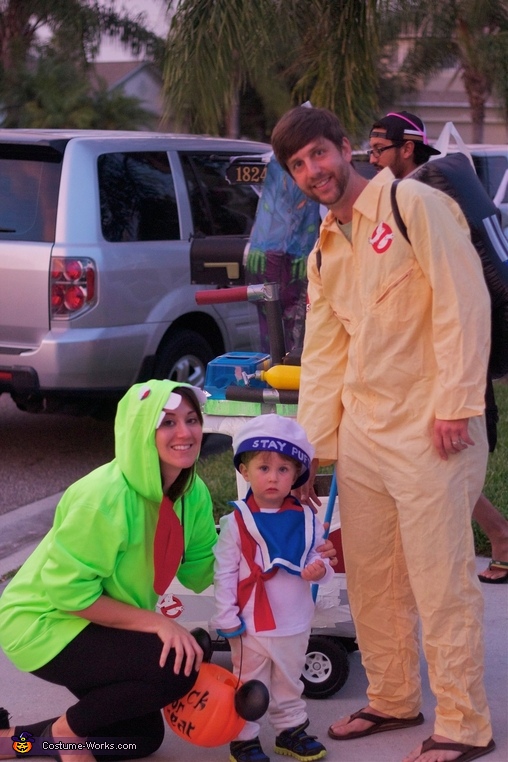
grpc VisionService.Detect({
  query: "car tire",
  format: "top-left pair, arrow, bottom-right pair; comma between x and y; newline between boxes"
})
153,330 -> 215,388
301,635 -> 350,699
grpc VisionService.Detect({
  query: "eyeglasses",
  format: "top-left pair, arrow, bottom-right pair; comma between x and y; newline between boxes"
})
367,142 -> 405,158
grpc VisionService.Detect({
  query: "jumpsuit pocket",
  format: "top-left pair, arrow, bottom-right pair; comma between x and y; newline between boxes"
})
374,267 -> 413,306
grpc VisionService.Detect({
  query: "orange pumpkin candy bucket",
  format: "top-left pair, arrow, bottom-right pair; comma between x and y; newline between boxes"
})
164,662 -> 269,747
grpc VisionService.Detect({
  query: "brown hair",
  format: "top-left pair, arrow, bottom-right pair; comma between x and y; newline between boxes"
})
165,385 -> 203,503
239,449 -> 302,477
411,142 -> 433,166
271,107 -> 348,173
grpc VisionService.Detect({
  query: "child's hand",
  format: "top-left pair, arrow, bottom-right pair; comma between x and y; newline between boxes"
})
301,559 -> 326,582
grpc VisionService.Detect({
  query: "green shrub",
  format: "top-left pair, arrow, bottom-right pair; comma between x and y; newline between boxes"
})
197,444 -> 237,522
475,379 -> 508,555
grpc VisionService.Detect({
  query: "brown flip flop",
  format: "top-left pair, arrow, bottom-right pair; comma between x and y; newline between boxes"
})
416,736 -> 495,761
327,708 -> 424,740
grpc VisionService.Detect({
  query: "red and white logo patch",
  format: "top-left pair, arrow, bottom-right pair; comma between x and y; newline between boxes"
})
159,594 -> 184,618
368,222 -> 394,254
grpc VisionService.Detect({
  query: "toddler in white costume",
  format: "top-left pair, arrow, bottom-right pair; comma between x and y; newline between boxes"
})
212,414 -> 333,762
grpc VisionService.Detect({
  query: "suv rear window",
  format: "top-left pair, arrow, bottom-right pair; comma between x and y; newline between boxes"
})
180,152 -> 261,236
98,152 -> 180,242
0,145 -> 62,242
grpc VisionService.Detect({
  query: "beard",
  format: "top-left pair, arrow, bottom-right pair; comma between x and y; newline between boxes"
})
307,163 -> 350,207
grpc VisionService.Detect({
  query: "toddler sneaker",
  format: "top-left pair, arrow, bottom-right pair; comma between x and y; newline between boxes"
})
230,737 -> 270,762
274,719 -> 326,760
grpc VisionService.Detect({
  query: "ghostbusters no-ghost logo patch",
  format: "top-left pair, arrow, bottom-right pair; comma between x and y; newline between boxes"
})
368,222 -> 394,254
159,593 -> 184,618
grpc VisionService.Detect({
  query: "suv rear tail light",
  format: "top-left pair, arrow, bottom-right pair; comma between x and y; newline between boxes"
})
51,257 -> 96,318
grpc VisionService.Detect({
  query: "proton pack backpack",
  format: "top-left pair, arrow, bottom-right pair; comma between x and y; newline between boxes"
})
390,152 -> 508,379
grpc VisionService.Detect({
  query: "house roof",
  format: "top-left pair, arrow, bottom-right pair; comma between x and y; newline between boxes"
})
90,61 -> 161,91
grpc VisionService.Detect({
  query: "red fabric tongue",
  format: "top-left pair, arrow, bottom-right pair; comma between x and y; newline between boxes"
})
153,496 -> 184,595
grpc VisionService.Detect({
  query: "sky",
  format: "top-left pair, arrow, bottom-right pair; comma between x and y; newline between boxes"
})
96,0 -> 171,61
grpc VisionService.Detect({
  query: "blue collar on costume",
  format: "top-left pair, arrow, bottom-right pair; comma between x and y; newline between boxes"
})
233,490 -> 315,576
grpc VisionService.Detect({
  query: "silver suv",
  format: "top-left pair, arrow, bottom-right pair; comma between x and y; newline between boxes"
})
0,130 -> 270,415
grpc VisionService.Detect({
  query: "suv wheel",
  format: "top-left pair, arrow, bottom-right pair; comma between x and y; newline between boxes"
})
154,330 -> 215,388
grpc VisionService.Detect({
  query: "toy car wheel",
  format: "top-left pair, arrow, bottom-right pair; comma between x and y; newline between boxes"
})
302,635 -> 349,699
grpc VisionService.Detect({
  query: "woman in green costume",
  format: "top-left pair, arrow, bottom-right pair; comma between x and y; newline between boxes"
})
0,379 -> 217,762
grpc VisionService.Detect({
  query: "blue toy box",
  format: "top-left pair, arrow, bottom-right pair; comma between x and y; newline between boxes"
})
204,352 -> 270,400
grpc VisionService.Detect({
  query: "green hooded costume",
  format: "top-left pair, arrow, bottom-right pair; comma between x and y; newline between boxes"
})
0,380 -> 217,672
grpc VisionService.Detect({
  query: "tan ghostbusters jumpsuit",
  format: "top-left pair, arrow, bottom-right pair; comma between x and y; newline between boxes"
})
297,167 -> 492,745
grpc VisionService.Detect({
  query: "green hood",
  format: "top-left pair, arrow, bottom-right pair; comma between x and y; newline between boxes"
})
114,379 -> 202,502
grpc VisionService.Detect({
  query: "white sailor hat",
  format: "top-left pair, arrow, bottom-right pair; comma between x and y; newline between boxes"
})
232,414 -> 315,488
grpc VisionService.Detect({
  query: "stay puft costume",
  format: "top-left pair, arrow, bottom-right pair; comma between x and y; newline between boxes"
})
298,167 -> 492,745
211,415 -> 334,739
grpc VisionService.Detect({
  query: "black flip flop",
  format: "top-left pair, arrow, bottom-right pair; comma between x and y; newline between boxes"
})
478,560 -> 508,584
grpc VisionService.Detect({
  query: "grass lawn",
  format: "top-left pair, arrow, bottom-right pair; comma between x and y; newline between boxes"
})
197,378 -> 508,557
477,378 -> 508,554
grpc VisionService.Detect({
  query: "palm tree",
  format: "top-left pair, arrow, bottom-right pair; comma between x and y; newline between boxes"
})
161,0 -> 383,142
13,45 -> 156,129
0,0 -> 164,127
161,0 -> 289,138
288,0 -> 380,140
393,0 -> 508,143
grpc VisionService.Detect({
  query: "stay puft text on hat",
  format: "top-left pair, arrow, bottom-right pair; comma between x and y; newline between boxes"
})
233,414 -> 315,488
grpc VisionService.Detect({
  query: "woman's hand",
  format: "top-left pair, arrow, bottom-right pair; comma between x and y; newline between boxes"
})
154,617 -> 204,674
69,594 -> 203,675
316,528 -> 338,566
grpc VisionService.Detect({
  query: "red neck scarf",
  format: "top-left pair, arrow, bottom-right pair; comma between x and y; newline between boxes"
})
153,496 -> 184,595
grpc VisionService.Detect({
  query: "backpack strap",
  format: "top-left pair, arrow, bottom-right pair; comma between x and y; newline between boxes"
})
390,180 -> 410,243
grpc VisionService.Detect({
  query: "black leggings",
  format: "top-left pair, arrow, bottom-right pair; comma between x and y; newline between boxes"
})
18,624 -> 198,760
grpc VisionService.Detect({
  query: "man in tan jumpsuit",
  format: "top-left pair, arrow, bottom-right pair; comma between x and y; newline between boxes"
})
368,110 -> 508,586
271,106 -> 495,762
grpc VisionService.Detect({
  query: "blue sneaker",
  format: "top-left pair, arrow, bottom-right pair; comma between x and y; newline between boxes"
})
230,737 -> 270,762
274,720 -> 326,760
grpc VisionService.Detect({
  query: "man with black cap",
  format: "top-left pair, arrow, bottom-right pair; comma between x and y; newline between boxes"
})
368,110 -> 441,177
369,110 -> 508,586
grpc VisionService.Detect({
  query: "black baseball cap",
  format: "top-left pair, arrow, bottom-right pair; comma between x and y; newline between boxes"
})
370,111 -> 441,156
